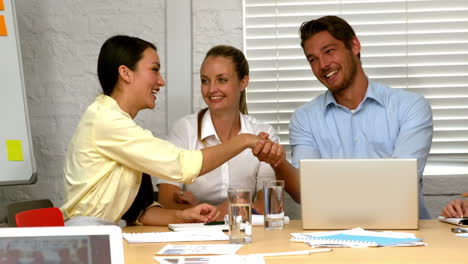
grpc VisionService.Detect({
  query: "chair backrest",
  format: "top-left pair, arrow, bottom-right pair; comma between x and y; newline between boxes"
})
6,199 -> 54,227
15,207 -> 65,227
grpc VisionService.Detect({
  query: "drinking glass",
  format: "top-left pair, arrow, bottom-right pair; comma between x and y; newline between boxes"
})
227,189 -> 252,243
263,180 -> 285,229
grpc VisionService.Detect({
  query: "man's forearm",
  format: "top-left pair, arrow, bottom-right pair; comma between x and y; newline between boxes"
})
273,161 -> 300,203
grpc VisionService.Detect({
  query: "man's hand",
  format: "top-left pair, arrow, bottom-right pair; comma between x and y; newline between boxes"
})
441,199 -> 468,218
252,136 -> 286,167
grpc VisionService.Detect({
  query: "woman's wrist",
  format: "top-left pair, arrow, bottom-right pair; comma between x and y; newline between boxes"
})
175,209 -> 187,223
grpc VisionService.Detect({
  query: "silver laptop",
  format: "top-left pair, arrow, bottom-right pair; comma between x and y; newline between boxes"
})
0,225 -> 124,264
300,159 -> 419,230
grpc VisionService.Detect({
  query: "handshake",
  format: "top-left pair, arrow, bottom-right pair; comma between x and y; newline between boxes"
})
249,132 -> 286,168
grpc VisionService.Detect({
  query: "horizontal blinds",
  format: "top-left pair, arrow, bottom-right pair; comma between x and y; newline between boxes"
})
244,0 -> 468,175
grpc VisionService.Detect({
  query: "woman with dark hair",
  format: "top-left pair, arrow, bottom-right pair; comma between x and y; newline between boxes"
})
61,36 -> 281,225
157,45 -> 287,220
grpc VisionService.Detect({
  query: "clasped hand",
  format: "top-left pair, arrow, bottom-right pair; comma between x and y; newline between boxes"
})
252,132 -> 286,167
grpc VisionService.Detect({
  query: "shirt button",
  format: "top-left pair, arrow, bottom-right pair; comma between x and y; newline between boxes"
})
354,138 -> 358,142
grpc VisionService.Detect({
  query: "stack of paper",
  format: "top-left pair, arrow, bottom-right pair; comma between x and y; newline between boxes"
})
291,228 -> 425,248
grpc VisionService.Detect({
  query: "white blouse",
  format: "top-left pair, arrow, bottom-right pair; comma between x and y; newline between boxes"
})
157,110 -> 278,205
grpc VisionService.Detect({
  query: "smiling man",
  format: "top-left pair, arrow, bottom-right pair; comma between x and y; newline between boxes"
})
289,16 -> 433,219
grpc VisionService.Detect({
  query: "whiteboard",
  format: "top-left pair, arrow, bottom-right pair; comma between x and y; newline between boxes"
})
0,0 -> 36,185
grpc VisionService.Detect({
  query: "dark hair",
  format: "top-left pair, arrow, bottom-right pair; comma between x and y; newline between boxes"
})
203,45 -> 249,115
97,35 -> 157,95
299,16 -> 358,57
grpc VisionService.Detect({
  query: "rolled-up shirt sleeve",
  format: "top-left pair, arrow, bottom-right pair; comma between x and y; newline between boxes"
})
289,107 -> 321,168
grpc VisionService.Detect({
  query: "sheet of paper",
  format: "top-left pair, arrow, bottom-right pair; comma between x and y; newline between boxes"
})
123,230 -> 229,243
168,223 -> 229,232
157,244 -> 242,255
0,15 -> 7,36
6,140 -> 23,161
154,255 -> 264,264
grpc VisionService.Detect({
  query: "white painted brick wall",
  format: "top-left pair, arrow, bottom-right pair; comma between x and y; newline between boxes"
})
192,0 -> 244,112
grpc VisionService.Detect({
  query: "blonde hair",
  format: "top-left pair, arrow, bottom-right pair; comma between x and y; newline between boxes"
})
202,45 -> 249,115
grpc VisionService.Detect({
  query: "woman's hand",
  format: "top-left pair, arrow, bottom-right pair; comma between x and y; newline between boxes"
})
441,199 -> 468,218
238,132 -> 269,148
179,203 -> 219,223
173,190 -> 199,206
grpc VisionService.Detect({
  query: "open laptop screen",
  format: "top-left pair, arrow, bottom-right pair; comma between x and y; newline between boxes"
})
0,235 -> 111,263
0,226 -> 123,264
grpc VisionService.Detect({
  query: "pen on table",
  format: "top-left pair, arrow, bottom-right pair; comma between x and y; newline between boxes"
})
204,221 -> 225,225
251,248 -> 332,257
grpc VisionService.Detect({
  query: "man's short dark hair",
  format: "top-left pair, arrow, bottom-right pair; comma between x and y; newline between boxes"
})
299,15 -> 357,51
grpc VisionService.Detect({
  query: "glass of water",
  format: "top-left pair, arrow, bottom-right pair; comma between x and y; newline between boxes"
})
263,180 -> 285,229
227,189 -> 252,244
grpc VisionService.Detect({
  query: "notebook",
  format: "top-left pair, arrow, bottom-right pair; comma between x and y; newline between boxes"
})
300,159 -> 419,229
0,225 -> 124,264
438,216 -> 468,226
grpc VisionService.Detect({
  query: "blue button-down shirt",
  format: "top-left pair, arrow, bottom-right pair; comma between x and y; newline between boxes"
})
290,80 -> 433,219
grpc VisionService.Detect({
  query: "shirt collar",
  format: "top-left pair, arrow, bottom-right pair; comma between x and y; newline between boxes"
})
364,80 -> 385,107
200,109 -> 249,141
200,109 -> 217,141
324,80 -> 384,111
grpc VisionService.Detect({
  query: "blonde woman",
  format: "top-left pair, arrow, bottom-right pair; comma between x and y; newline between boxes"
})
157,45 -> 292,220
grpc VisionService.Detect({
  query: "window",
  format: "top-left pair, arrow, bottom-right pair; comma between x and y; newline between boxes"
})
243,0 -> 468,175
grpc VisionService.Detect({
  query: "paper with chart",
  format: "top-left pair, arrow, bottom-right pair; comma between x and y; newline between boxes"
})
157,244 -> 242,255
291,227 -> 425,248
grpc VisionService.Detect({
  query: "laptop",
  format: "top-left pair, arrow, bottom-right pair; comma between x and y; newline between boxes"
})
0,225 -> 124,264
300,159 -> 419,230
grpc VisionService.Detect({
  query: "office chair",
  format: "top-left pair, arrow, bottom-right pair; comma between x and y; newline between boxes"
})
15,207 -> 65,227
6,199 -> 54,227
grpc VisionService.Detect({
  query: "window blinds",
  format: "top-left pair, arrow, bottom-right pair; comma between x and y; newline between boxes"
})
243,0 -> 468,175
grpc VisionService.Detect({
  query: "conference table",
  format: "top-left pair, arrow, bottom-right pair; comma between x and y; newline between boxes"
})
123,220 -> 468,263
